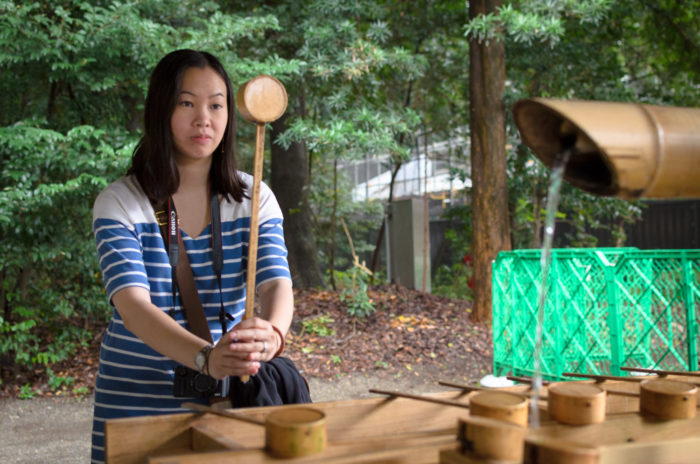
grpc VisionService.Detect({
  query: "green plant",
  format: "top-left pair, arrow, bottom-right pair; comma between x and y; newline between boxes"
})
330,354 -> 341,364
335,219 -> 376,319
340,279 -> 376,319
301,314 -> 336,337
18,383 -> 38,400
301,345 -> 316,354
0,123 -> 126,376
47,368 -> 75,392
432,262 -> 474,301
72,385 -> 90,399
0,0 -> 298,389
374,360 -> 388,369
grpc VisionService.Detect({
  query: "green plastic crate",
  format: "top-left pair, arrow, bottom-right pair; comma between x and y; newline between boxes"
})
492,248 -> 700,380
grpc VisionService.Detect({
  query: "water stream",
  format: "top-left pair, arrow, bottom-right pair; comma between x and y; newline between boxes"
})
529,148 -> 573,427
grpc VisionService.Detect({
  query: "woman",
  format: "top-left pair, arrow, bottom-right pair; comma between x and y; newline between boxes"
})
91,50 -> 300,463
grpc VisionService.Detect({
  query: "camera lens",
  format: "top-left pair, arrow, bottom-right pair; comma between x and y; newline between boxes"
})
193,373 -> 217,393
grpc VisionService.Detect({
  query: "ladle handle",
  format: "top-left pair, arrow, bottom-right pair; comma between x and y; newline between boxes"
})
369,388 -> 471,409
437,380 -> 485,392
181,402 -> 266,426
562,372 -> 644,383
239,122 -> 266,384
620,366 -> 700,378
506,375 -> 552,386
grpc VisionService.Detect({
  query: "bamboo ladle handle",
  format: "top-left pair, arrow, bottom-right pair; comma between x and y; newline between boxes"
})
236,75 -> 288,383
620,366 -> 700,378
507,374 -> 639,399
562,372 -> 646,382
437,380 -> 486,392
369,388 -> 471,409
181,402 -> 265,426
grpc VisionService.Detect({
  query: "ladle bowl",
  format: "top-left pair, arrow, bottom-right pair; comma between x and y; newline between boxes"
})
547,382 -> 607,425
639,379 -> 697,420
469,390 -> 529,426
265,407 -> 327,458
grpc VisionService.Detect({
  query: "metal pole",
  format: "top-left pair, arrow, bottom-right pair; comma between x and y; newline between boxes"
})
365,153 -> 370,201
423,131 -> 429,293
384,206 -> 391,284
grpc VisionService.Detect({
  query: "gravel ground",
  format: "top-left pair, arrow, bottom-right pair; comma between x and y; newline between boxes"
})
0,373 -> 459,464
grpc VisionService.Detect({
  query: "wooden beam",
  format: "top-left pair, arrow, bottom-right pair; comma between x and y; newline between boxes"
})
148,431 -> 458,464
598,435 -> 700,464
105,412 -> 196,464
190,424 -> 245,452
529,409 -> 700,446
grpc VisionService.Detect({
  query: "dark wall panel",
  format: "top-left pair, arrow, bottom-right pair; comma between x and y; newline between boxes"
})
626,200 -> 700,249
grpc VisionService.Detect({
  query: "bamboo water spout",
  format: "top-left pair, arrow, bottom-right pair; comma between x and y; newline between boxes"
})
513,98 -> 700,199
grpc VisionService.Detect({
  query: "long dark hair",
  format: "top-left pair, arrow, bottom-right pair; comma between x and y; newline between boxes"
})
128,49 -> 246,206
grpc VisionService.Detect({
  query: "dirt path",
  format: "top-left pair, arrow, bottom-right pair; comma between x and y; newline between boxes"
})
1,395 -> 93,464
0,373 -> 464,464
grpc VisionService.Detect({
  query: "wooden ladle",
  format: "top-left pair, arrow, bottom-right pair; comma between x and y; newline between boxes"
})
235,75 -> 288,383
639,378 -> 697,420
182,402 -> 326,458
547,382 -> 607,425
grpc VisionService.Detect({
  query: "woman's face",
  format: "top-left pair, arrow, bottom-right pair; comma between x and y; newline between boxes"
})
170,65 -> 228,165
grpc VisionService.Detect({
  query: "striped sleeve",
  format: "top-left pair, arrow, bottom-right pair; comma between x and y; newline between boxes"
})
251,179 -> 291,288
94,218 -> 150,299
255,217 -> 291,288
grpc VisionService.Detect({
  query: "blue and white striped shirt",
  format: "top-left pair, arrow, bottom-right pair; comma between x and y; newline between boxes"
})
90,174 -> 291,463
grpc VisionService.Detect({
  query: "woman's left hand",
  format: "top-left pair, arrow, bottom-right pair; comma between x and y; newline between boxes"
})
227,317 -> 281,363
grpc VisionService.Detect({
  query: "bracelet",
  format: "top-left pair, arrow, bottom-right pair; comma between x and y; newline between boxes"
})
271,324 -> 286,358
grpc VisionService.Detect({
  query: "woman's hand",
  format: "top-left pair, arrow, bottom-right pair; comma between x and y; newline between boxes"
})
206,279 -> 291,380
205,317 -> 281,379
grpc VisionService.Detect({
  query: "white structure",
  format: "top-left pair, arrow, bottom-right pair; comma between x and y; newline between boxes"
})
341,132 -> 471,203
338,132 -> 471,289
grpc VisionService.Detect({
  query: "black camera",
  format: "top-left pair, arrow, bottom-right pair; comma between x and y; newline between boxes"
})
173,365 -> 219,398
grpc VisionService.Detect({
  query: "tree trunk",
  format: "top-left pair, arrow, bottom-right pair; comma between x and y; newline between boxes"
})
270,113 -> 325,289
468,0 -> 511,322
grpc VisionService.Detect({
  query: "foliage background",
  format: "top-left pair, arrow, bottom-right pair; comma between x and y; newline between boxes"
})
1,0 -> 698,388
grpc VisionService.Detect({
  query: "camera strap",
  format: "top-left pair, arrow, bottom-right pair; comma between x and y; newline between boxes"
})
154,193 -> 226,343
155,193 -> 234,403
171,197 -> 213,342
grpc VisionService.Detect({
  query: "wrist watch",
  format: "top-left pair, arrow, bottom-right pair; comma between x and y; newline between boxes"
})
194,344 -> 214,373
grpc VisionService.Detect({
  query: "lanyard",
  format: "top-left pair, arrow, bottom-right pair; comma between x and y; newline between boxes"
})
167,193 -> 229,334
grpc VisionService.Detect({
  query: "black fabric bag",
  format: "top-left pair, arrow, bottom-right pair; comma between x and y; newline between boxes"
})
228,356 -> 311,408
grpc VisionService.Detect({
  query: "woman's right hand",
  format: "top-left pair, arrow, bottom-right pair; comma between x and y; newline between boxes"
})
206,329 -> 261,379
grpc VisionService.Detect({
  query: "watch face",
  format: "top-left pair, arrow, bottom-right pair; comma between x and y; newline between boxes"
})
194,351 -> 206,371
